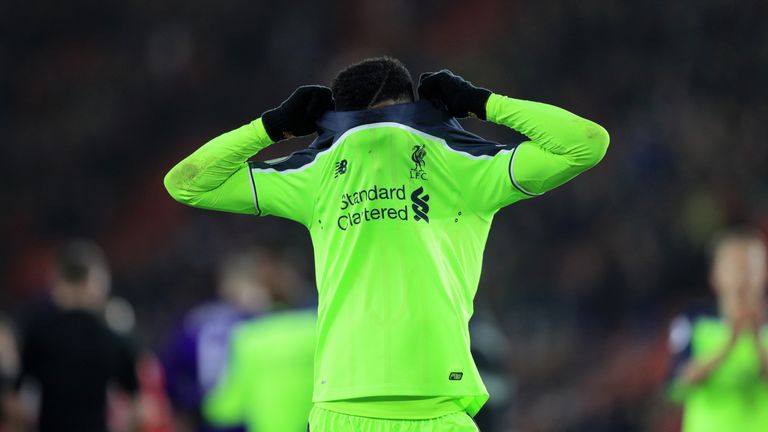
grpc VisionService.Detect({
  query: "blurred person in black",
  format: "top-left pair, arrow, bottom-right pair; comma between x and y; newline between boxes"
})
15,240 -> 140,432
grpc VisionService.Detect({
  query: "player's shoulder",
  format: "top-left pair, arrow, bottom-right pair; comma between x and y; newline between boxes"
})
669,301 -> 721,359
313,100 -> 529,159
249,146 -> 327,173
669,301 -> 719,345
238,309 -> 315,332
232,310 -> 316,346
430,126 -> 503,156
183,301 -> 242,331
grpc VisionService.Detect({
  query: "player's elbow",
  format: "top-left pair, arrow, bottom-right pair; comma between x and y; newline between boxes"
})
164,163 -> 197,205
580,122 -> 609,168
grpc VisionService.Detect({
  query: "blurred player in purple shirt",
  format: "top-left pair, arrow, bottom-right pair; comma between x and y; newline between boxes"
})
162,249 -> 298,432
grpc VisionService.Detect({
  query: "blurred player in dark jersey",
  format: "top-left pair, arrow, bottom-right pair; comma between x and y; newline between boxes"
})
668,228 -> 768,432
161,249 -> 298,432
16,240 -> 140,432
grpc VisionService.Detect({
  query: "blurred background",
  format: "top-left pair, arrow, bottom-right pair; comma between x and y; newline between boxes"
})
2,0 -> 768,430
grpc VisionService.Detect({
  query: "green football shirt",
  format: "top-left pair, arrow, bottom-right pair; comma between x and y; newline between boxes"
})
203,310 -> 316,432
668,312 -> 768,432
165,93 -> 609,418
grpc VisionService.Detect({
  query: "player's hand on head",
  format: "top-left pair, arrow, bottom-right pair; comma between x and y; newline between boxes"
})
417,69 -> 492,120
261,85 -> 335,142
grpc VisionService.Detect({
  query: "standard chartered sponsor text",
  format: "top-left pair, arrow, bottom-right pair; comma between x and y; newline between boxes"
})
337,184 -> 411,231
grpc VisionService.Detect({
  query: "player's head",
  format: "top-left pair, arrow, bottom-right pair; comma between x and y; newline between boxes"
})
709,228 -> 768,315
331,56 -> 415,111
217,249 -> 276,313
218,249 -> 304,312
52,239 -> 111,311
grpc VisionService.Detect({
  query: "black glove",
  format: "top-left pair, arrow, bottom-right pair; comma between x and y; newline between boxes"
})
417,70 -> 492,119
261,85 -> 335,142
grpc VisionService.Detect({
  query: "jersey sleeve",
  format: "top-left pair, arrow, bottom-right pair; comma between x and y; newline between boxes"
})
485,93 -> 610,199
248,150 -> 324,227
164,118 -> 274,215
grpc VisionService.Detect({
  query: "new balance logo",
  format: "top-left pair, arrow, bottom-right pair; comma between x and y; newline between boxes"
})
410,186 -> 430,223
334,159 -> 348,178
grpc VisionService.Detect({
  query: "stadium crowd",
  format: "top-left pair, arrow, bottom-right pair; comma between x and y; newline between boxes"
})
2,0 -> 767,430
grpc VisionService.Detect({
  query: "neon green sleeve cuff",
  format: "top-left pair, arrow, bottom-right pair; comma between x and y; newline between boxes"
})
484,93 -> 510,125
250,117 -> 274,149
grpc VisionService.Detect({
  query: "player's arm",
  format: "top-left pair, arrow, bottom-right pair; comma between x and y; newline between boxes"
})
163,119 -> 273,214
486,94 -> 608,196
757,341 -> 768,379
163,86 -> 334,213
107,334 -> 141,432
667,313 -> 742,401
749,310 -> 768,379
675,337 -> 736,386
419,70 -> 608,196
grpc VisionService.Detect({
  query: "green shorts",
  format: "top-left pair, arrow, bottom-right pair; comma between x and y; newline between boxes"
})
308,406 -> 480,432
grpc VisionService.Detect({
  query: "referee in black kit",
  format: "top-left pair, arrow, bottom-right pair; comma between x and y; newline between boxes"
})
15,240 -> 140,432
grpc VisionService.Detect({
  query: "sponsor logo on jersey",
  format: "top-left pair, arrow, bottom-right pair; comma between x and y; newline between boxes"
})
409,145 -> 427,180
335,184 -> 431,230
449,372 -> 463,381
334,159 -> 348,178
410,186 -> 430,223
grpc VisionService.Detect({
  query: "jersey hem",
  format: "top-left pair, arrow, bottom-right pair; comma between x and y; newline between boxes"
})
314,403 -> 464,420
313,389 -> 489,419
312,387 -> 488,401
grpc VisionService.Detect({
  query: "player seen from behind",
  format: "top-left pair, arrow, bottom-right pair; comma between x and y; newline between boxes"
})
164,57 -> 609,431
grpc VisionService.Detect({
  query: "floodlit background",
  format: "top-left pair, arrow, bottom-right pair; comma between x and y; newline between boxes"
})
3,0 -> 768,430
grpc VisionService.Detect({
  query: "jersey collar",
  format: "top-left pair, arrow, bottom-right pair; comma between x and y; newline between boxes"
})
311,100 -> 462,149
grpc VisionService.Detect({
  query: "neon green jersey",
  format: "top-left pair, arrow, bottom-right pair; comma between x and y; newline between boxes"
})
203,310 -> 316,432
165,94 -> 609,417
668,311 -> 768,432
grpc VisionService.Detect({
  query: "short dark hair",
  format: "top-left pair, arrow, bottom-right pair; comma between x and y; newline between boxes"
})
54,240 -> 108,284
331,56 -> 415,111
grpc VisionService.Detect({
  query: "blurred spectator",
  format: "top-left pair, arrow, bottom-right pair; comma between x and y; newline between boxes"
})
0,315 -> 21,432
15,240 -> 140,432
161,249 -> 294,432
203,309 -> 316,432
667,229 -> 768,432
103,297 -> 174,432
